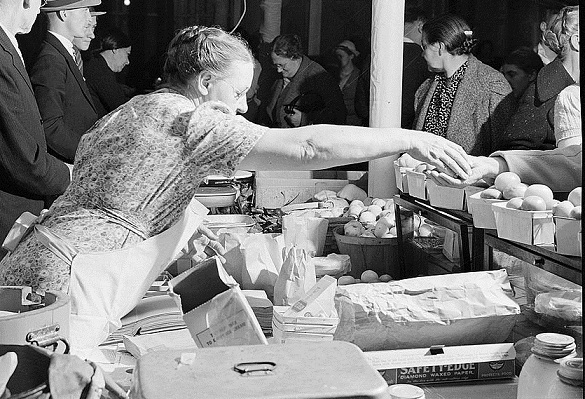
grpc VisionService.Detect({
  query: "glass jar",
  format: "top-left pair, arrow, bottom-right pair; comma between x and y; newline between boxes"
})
517,333 -> 582,399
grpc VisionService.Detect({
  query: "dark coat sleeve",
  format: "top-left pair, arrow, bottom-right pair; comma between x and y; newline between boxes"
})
85,56 -> 131,118
301,69 -> 346,125
30,50 -> 80,161
0,52 -> 69,198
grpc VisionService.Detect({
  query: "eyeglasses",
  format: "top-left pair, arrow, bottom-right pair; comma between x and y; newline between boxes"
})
40,0 -> 48,7
220,79 -> 247,101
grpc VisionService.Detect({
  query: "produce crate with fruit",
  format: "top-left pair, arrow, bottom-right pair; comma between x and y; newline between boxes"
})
405,168 -> 427,200
553,187 -> 582,256
492,202 -> 554,245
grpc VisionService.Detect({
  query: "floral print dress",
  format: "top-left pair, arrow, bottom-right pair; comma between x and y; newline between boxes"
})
0,89 -> 267,294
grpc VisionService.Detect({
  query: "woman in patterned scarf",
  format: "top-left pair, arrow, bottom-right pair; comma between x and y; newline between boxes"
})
413,14 -> 516,156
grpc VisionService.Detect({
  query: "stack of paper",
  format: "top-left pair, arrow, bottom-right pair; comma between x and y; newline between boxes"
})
123,328 -> 197,358
242,289 -> 273,335
103,295 -> 186,345
271,276 -> 339,343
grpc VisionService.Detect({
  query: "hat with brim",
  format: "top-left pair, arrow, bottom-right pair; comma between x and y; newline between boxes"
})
89,6 -> 106,16
41,0 -> 102,12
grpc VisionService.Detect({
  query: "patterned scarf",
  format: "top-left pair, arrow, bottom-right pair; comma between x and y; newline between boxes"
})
423,61 -> 469,137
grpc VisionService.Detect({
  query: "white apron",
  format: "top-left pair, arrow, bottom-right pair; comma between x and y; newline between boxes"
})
3,199 -> 208,353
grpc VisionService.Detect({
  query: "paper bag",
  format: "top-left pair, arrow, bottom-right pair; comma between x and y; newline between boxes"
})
220,232 -> 284,299
282,213 -> 328,256
273,247 -> 316,306
334,270 -> 520,351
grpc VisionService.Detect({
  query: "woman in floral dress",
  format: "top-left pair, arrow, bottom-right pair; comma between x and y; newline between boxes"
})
0,26 -> 470,348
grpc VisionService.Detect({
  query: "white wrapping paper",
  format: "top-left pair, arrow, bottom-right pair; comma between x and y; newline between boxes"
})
334,270 -> 520,351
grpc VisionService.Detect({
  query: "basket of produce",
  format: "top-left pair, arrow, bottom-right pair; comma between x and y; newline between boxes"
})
333,226 -> 398,279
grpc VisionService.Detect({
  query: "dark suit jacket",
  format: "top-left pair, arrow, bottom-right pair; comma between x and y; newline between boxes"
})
84,54 -> 132,118
0,27 -> 70,249
264,56 -> 346,128
498,58 -> 575,151
30,33 -> 98,163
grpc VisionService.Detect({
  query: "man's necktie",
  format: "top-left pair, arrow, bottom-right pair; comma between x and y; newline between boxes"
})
73,47 -> 83,75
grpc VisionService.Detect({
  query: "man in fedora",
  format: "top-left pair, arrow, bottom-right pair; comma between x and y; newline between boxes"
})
29,0 -> 100,163
0,0 -> 71,256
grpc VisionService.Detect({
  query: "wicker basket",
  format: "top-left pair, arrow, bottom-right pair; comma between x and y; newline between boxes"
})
333,227 -> 400,279
323,217 -> 354,255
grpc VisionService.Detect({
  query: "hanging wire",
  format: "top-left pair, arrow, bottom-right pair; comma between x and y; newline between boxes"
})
229,0 -> 247,34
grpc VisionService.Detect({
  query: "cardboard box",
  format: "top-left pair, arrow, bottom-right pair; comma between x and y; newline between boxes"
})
492,202 -> 555,245
255,177 -> 349,208
467,192 -> 506,229
405,169 -> 427,200
463,185 -> 487,214
393,161 -> 412,193
554,216 -> 582,256
365,343 -> 516,385
169,257 -> 267,348
426,180 -> 466,210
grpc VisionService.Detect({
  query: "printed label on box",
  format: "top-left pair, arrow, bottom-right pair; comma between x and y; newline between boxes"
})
380,360 -> 515,384
195,308 -> 251,347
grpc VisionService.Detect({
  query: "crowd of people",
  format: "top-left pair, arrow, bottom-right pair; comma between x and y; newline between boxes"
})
0,0 -> 580,357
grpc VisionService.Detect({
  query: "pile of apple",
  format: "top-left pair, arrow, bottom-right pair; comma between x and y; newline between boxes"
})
337,270 -> 394,285
480,172 -> 554,211
343,197 -> 396,239
552,187 -> 582,220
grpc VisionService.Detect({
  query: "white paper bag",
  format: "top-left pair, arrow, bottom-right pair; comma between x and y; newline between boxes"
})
282,213 -> 328,256
273,247 -> 316,306
220,232 -> 285,299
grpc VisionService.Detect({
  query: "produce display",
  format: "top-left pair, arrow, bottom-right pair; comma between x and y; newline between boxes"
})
337,270 -> 394,285
552,187 -> 582,220
343,198 -> 397,238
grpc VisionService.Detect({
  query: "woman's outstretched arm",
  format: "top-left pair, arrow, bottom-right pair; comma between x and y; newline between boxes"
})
239,124 -> 471,179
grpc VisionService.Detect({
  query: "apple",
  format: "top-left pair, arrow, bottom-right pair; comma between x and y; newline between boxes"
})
480,188 -> 503,199
552,200 -> 575,217
568,187 -> 582,207
494,172 -> 522,192
383,199 -> 394,210
379,274 -> 393,282
348,205 -> 362,219
506,197 -> 524,209
569,206 -> 582,220
521,196 -> 547,211
372,198 -> 386,208
338,275 -> 356,285
344,220 -> 364,236
374,220 -> 391,238
547,199 -> 560,210
378,214 -> 395,227
367,204 -> 383,217
524,184 -> 554,203
502,183 -> 528,200
360,230 -> 376,238
361,270 -> 379,283
362,197 -> 373,206
418,223 -> 434,237
359,210 -> 377,224
350,199 -> 365,208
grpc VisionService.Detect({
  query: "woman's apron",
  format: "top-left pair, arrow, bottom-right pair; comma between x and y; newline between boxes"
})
2,199 -> 208,353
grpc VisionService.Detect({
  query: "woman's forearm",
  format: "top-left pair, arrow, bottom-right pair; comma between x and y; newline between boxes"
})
240,124 -> 414,171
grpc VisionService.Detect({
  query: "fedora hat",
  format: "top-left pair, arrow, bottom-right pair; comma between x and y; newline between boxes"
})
89,7 -> 106,16
41,0 -> 102,12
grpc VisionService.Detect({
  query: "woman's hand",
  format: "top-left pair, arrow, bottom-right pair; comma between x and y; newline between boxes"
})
191,224 -> 226,263
407,132 -> 472,180
426,155 -> 503,187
